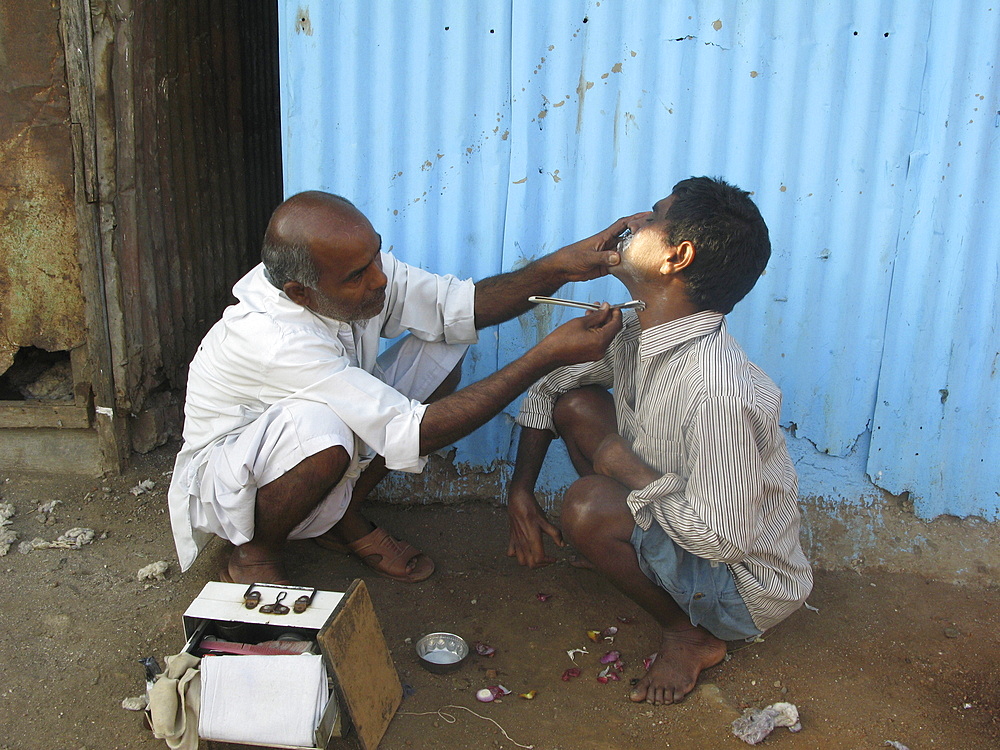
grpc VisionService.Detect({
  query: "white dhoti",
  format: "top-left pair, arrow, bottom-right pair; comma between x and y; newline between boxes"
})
177,336 -> 465,564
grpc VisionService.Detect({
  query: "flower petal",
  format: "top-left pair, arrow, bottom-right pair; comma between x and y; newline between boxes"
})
536,593 -> 552,602
561,668 -> 582,681
600,650 -> 621,664
474,641 -> 496,657
519,690 -> 537,700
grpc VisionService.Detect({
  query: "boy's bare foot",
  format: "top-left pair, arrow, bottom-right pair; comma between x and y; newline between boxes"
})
629,626 -> 727,705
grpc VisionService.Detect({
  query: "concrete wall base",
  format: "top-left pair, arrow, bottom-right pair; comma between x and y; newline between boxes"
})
799,495 -> 999,585
0,428 -> 102,476
377,457 -> 1000,586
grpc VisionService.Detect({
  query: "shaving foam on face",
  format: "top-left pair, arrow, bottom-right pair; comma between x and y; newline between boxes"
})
617,230 -> 633,254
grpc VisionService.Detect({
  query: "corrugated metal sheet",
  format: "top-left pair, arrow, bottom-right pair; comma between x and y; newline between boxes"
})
279,0 -> 1000,520
868,1 -> 1000,518
115,0 -> 282,407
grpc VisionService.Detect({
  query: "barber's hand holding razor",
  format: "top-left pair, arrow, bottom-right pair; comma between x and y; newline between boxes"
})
533,304 -> 623,368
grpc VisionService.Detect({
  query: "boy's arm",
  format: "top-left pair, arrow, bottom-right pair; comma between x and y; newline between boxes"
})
506,426 -> 561,567
627,397 -> 768,563
504,344 -> 618,567
591,434 -> 661,490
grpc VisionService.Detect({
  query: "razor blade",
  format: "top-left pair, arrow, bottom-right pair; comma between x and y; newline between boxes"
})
528,295 -> 646,312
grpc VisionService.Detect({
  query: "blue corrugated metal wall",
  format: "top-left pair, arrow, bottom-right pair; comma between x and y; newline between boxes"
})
279,0 -> 1000,520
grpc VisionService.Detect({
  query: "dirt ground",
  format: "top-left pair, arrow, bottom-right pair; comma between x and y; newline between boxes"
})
0,441 -> 997,750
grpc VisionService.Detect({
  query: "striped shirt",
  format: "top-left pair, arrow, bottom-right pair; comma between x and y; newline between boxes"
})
518,310 -> 813,631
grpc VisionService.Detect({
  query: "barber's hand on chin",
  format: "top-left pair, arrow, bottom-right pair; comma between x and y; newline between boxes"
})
550,217 -> 630,281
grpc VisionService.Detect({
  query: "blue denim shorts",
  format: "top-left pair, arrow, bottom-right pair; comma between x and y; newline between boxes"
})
631,522 -> 761,642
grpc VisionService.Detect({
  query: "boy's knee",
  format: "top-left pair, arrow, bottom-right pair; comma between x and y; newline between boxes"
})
552,385 -> 613,433
561,475 -> 611,539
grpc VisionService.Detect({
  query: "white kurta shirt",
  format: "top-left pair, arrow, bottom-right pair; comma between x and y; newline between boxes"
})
168,252 -> 477,569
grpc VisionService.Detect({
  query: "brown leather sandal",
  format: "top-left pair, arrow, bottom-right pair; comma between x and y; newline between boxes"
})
338,526 -> 435,583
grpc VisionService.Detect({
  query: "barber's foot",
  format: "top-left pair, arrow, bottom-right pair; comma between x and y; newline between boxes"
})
315,525 -> 434,583
222,545 -> 290,585
629,626 -> 727,705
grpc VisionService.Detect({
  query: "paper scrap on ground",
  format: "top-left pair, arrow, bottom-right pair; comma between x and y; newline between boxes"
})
732,702 -> 801,745
131,479 -> 156,496
0,504 -> 16,555
122,695 -> 149,711
138,560 -> 170,581
28,527 -> 96,550
0,528 -> 16,556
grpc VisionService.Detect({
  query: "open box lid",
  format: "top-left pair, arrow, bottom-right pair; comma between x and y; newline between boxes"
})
182,578 -> 401,750
317,579 -> 402,750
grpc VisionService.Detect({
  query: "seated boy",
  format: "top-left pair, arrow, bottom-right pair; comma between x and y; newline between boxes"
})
505,176 -> 813,704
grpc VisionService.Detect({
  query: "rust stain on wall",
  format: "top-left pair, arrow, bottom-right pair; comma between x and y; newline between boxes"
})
295,6 -> 313,36
0,1 -> 85,374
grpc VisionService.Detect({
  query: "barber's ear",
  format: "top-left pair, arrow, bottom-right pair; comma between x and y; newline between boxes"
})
658,240 -> 696,275
283,281 -> 310,307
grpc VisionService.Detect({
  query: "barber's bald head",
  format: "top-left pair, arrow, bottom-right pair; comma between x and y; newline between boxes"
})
261,191 -> 367,289
261,191 -> 388,322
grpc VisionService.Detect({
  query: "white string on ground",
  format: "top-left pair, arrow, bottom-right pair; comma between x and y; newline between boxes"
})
399,705 -> 534,749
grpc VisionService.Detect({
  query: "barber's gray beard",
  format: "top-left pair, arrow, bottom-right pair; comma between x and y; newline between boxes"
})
311,291 -> 383,323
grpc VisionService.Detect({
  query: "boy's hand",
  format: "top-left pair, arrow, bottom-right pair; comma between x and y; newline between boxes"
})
506,486 -> 564,567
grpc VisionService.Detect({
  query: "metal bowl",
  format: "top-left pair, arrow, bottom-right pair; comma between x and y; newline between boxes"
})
415,632 -> 469,674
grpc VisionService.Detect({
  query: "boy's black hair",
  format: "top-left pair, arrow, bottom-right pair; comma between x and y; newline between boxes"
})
663,176 -> 771,314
